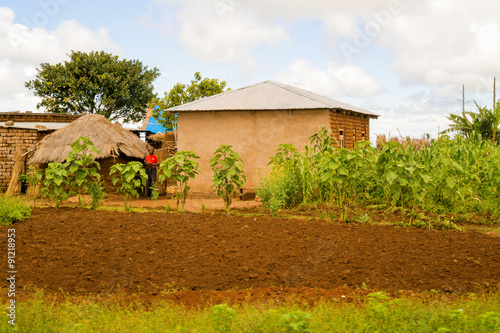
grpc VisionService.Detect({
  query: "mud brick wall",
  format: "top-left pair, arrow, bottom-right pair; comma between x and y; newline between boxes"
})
0,128 -> 49,191
329,111 -> 371,148
0,113 -> 81,123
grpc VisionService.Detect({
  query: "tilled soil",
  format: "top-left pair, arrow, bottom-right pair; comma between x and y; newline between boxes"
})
2,208 -> 499,304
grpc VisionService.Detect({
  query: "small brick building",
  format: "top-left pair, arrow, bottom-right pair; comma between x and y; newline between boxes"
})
0,112 -> 81,191
168,80 -> 379,192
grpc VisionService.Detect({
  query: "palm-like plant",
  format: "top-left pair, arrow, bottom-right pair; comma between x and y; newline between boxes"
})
443,101 -> 500,144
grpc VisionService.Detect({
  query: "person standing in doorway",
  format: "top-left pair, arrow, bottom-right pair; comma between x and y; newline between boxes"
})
145,146 -> 158,198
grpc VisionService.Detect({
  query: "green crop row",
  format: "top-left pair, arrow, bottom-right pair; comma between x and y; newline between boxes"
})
258,128 -> 500,222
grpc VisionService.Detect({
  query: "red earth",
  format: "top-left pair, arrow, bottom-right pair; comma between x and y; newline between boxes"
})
2,206 -> 499,306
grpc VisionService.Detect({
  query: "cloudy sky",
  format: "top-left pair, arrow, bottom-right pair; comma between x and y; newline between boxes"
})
1,0 -> 499,141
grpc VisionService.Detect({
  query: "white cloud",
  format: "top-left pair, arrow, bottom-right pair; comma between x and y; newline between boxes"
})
0,7 -> 118,111
373,0 -> 500,92
277,59 -> 383,98
150,0 -> 499,94
172,1 -> 288,67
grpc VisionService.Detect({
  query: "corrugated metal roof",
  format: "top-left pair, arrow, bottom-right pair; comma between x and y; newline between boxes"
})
167,80 -> 379,118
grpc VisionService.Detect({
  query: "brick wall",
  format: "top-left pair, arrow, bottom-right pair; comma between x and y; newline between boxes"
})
0,113 -> 82,192
0,113 -> 81,123
329,111 -> 371,148
0,128 -> 49,191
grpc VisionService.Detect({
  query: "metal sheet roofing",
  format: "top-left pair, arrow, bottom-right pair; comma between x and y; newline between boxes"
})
167,80 -> 379,118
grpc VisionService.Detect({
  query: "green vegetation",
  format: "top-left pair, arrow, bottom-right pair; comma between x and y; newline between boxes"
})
25,50 -> 160,122
259,128 -> 500,224
34,137 -> 105,208
65,137 -> 102,208
443,86 -> 500,144
89,180 -> 106,210
6,291 -> 500,332
0,195 -> 32,226
158,151 -> 200,212
40,162 -> 70,208
18,165 -> 43,207
110,161 -> 148,210
210,145 -> 246,213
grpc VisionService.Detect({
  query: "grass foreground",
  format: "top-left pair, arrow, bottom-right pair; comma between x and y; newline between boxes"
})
2,289 -> 500,332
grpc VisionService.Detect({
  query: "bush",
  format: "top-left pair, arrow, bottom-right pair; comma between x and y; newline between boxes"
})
257,160 -> 302,212
0,196 -> 32,226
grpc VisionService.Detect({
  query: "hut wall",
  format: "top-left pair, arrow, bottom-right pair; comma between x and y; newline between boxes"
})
0,128 -> 48,191
98,155 -> 144,194
329,111 -> 371,148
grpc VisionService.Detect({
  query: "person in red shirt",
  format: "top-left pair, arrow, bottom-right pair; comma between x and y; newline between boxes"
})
144,146 -> 159,198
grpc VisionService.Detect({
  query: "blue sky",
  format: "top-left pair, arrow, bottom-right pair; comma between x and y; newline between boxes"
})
1,0 -> 499,142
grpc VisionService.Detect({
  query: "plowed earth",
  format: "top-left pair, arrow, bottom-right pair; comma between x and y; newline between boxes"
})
2,208 -> 500,306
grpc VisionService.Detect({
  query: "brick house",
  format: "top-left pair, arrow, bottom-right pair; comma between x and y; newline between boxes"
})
167,80 -> 379,192
0,112 -> 81,191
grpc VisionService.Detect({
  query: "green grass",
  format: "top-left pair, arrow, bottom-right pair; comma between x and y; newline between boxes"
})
0,195 -> 32,226
3,290 -> 500,332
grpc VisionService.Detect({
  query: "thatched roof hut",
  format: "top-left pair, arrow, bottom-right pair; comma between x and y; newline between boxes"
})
30,114 -> 147,164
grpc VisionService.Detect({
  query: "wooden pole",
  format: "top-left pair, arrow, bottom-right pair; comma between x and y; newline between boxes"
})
493,77 -> 496,111
462,84 -> 465,113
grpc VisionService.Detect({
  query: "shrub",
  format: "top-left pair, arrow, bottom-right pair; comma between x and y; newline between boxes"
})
158,151 -> 200,212
40,162 -> 70,208
257,160 -> 301,212
210,145 -> 246,213
65,137 -> 102,208
0,196 -> 32,226
110,161 -> 148,209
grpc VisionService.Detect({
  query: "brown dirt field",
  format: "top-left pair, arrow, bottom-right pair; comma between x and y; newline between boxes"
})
2,207 -> 500,306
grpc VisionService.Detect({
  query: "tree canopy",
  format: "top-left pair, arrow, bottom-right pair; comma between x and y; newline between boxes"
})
150,72 -> 230,131
25,50 -> 160,123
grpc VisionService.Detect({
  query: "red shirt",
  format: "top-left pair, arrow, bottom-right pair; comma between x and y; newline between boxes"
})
145,154 -> 158,166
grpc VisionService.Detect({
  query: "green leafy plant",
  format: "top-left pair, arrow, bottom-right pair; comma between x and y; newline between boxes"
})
376,141 -> 431,220
18,165 -> 43,207
110,161 -> 148,209
279,310 -> 313,332
89,180 -> 106,210
41,162 -> 70,207
210,303 -> 234,333
0,196 -> 32,226
319,143 -> 376,221
150,184 -> 159,207
158,151 -> 200,212
65,137 -> 102,208
210,145 -> 246,213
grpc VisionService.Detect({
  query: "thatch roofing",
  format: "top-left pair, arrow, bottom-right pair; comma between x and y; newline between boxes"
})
30,114 -> 147,164
167,80 -> 379,118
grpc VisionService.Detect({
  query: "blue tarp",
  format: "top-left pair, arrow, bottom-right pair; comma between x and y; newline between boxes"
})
145,106 -> 169,134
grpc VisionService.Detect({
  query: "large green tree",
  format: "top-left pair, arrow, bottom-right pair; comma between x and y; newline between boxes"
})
25,50 -> 160,123
150,72 -> 230,131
